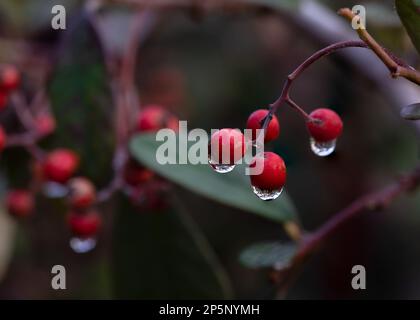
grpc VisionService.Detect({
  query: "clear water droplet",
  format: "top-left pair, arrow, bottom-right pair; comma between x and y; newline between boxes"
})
69,237 -> 96,253
208,157 -> 235,173
310,138 -> 336,157
43,182 -> 69,198
252,185 -> 283,201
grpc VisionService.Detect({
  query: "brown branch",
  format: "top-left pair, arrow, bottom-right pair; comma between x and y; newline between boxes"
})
9,92 -> 35,131
6,133 -> 45,161
261,40 -> 369,132
274,166 -> 420,295
301,166 -> 420,255
87,3 -> 156,204
338,8 -> 420,86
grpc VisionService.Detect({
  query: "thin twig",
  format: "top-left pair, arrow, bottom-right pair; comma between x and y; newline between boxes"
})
9,92 -> 35,131
338,8 -> 420,85
260,40 -> 369,134
274,166 -> 420,296
6,133 -> 45,161
88,4 -> 155,204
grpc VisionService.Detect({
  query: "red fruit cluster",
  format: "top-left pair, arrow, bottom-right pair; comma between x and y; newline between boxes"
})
123,104 -> 178,209
67,177 -> 99,238
5,189 -> 34,218
247,109 -> 286,192
0,65 -> 20,110
66,175 -> 99,238
35,114 -> 56,138
136,104 -> 179,133
68,177 -> 96,208
306,108 -> 343,142
0,126 -> 6,153
129,179 -> 170,211
211,106 -> 343,199
250,152 -> 286,191
68,210 -> 101,239
0,65 -> 20,92
209,128 -> 246,165
123,158 -> 170,210
42,149 -> 79,184
0,65 -> 20,152
246,109 -> 280,142
123,159 -> 154,186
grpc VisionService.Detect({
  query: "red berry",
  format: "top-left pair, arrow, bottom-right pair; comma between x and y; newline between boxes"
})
43,149 -> 79,183
136,105 -> 179,132
35,114 -> 55,137
6,190 -> 34,217
209,128 -> 246,165
130,180 -> 169,211
0,65 -> 20,92
0,91 -> 8,110
246,109 -> 280,142
0,126 -> 6,152
123,160 -> 154,186
307,108 -> 343,142
250,152 -> 286,191
68,210 -> 101,238
68,177 -> 96,208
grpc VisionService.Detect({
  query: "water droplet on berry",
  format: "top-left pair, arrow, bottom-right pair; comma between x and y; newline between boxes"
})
310,138 -> 336,157
252,185 -> 283,201
43,182 -> 69,198
69,237 -> 96,253
208,157 -> 235,173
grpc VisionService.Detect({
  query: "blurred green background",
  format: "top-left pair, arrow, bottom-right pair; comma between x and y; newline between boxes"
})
0,0 -> 419,299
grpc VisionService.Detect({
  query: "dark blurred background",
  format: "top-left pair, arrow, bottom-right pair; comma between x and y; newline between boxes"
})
0,0 -> 419,299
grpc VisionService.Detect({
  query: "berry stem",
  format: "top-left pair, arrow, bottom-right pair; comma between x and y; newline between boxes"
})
6,92 -> 46,160
89,7 -> 155,204
284,98 -> 311,121
265,34 -> 418,131
6,133 -> 45,160
10,92 -> 36,131
261,40 -> 367,132
338,8 -> 420,86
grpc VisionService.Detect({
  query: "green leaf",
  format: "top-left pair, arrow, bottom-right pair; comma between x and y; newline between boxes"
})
240,241 -> 297,269
396,0 -> 420,54
113,197 -> 233,299
129,134 -> 297,223
47,15 -> 114,185
401,103 -> 420,120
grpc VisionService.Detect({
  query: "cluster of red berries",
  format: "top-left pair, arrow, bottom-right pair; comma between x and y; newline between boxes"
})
0,64 -> 20,108
6,148 -> 100,240
0,65 -> 20,152
209,108 -> 343,200
42,150 -> 101,241
124,104 -> 179,209
4,102 -> 179,249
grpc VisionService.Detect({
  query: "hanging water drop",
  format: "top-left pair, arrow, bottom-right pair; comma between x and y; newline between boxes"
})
208,157 -> 235,173
310,138 -> 336,157
252,185 -> 283,201
69,237 -> 96,253
43,182 -> 69,198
